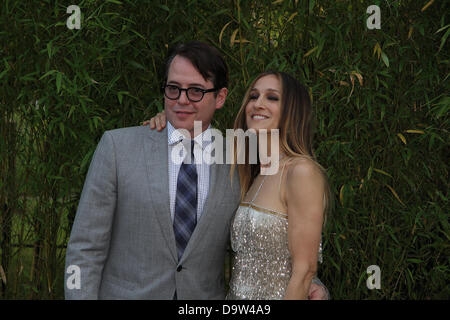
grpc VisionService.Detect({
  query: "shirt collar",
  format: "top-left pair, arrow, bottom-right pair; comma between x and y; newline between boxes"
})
167,121 -> 212,150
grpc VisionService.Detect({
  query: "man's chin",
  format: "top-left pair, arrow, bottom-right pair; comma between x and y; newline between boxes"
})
168,116 -> 192,128
169,117 -> 211,137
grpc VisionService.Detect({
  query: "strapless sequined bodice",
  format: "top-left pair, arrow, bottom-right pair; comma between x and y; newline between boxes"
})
226,167 -> 323,300
226,203 -> 291,300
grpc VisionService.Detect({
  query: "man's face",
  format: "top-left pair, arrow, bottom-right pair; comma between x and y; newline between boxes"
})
164,55 -> 227,137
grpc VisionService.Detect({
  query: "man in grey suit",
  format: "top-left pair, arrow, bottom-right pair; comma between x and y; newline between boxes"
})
65,41 -> 328,299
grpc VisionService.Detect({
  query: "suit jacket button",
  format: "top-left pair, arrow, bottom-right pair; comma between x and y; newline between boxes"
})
177,265 -> 182,272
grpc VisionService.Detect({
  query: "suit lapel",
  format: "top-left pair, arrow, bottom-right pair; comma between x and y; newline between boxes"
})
143,128 -> 177,261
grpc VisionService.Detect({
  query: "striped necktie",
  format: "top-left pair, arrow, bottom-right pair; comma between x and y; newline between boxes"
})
173,140 -> 198,261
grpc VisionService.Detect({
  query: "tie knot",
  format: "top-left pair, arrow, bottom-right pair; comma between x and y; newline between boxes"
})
183,140 -> 196,164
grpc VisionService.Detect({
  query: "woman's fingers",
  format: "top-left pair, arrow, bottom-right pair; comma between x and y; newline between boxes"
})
151,117 -> 157,129
141,120 -> 155,130
155,116 -> 161,131
141,112 -> 166,131
156,112 -> 166,131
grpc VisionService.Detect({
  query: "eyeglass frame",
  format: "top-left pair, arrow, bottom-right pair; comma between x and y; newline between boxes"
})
162,84 -> 218,102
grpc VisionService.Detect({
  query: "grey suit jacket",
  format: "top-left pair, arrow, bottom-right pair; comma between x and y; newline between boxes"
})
65,126 -> 241,299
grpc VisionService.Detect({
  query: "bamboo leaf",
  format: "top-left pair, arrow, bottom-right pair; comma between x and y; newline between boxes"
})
286,12 -> 298,23
230,28 -> 239,48
129,29 -> 146,40
405,130 -> 425,134
219,21 -> 233,45
381,52 -> 389,67
373,42 -> 381,59
351,71 -> 363,86
407,258 -> 424,264
46,41 -> 52,58
156,4 -> 170,12
234,39 -> 250,44
0,265 -> 6,285
435,24 -> 450,34
68,105 -> 76,119
59,122 -> 65,137
430,96 -> 450,118
438,28 -> 450,52
127,60 -> 146,70
408,26 -> 413,39
80,149 -> 95,172
373,168 -> 393,179
339,184 -> 345,207
309,0 -> 315,14
0,69 -> 8,81
421,0 -> 434,12
304,46 -> 318,58
334,236 -> 342,257
39,70 -> 57,80
367,166 -> 373,180
386,184 -> 405,206
397,133 -> 407,145
211,9 -> 230,17
56,72 -> 62,93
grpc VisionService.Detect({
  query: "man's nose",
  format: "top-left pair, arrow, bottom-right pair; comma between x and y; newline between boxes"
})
178,90 -> 190,104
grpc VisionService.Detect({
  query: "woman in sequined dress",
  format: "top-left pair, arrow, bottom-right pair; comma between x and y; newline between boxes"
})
226,71 -> 331,300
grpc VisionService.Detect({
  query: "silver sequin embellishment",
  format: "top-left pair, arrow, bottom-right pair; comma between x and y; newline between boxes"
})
227,205 -> 291,300
226,172 -> 323,300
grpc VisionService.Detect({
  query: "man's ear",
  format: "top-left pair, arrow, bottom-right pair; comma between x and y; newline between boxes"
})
215,87 -> 228,110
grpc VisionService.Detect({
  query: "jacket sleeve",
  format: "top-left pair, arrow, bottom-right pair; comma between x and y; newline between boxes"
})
64,131 -> 117,299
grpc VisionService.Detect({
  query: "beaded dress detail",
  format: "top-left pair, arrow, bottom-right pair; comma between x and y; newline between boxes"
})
226,170 -> 323,300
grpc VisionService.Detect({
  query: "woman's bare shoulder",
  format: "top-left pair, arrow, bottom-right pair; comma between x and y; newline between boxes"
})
285,156 -> 324,181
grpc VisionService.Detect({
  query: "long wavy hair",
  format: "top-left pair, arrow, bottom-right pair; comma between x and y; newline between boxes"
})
230,71 -> 332,223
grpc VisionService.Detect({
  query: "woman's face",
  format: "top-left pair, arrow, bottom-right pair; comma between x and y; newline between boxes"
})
245,74 -> 282,132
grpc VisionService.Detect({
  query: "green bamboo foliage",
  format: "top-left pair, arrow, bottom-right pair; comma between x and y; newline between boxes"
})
0,0 -> 448,299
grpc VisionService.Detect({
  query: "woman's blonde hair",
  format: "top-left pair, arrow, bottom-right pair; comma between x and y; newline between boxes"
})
231,71 -> 332,223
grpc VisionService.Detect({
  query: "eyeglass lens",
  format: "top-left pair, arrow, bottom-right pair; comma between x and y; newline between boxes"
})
165,86 -> 204,102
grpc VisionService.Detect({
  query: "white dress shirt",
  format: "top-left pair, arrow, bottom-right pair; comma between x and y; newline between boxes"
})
167,121 -> 211,223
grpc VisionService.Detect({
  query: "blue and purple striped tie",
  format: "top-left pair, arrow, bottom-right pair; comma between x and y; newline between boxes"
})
173,140 -> 198,261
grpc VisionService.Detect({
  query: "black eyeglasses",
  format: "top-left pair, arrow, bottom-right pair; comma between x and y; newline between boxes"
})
162,84 -> 218,102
